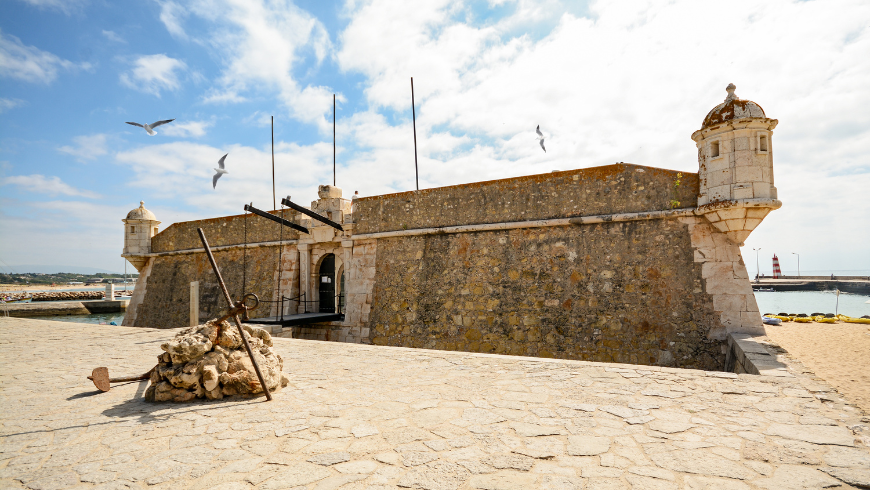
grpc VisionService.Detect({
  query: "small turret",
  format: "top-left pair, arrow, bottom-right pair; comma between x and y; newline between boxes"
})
122,201 -> 160,271
692,84 -> 782,245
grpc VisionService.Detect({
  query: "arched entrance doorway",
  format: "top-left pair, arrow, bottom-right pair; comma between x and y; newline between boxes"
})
318,254 -> 336,313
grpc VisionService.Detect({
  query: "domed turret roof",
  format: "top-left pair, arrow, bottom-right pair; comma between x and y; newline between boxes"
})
126,201 -> 157,221
702,84 -> 766,128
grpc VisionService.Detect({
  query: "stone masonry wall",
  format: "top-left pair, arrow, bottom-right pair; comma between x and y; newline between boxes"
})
342,239 -> 377,336
271,244 -> 300,317
680,216 -> 762,337
365,218 -> 729,371
152,209 -> 299,252
131,246 -> 281,329
353,164 -> 698,234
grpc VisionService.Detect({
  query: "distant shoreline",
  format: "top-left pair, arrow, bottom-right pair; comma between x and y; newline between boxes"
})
0,283 -> 134,293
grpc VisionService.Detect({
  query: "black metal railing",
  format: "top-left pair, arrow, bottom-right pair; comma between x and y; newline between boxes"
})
261,292 -> 345,320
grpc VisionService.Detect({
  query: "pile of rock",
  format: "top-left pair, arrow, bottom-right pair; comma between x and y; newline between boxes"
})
31,291 -> 103,301
144,320 -> 290,402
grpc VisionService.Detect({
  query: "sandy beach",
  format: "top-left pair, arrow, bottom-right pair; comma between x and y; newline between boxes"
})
764,321 -> 870,414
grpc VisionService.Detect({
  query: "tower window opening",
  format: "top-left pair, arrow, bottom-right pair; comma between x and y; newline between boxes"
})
711,141 -> 720,158
153,227 -> 158,236
130,226 -> 136,234
759,134 -> 768,152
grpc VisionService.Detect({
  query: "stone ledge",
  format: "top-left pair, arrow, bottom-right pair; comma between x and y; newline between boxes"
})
726,333 -> 791,377
2,301 -> 91,317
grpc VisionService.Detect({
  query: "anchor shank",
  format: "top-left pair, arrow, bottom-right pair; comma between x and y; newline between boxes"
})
197,228 -> 273,401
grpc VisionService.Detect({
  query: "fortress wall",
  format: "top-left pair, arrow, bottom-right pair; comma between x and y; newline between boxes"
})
364,217 -> 729,371
152,208 -> 299,252
353,164 -> 698,234
130,245 -> 288,329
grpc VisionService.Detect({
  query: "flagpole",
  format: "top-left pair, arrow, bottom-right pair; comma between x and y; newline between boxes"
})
333,94 -> 336,187
271,116 -> 276,211
411,77 -> 419,191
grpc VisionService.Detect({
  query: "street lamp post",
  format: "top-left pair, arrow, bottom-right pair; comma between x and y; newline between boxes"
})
792,252 -> 800,277
752,247 -> 762,283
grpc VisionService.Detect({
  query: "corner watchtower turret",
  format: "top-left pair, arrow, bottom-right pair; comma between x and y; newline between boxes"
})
692,84 -> 782,245
122,201 -> 160,272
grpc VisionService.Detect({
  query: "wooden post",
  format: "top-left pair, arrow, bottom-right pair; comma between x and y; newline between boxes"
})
190,281 -> 199,326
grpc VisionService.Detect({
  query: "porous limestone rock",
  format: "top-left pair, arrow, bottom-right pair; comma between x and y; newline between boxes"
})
160,323 -> 218,364
144,320 -> 290,402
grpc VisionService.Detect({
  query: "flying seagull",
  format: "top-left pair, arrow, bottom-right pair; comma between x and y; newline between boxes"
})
125,119 -> 175,136
536,125 -> 546,153
213,154 -> 228,189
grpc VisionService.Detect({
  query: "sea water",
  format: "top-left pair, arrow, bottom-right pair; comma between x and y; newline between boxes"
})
13,292 -> 869,324
38,312 -> 126,325
753,290 -> 870,317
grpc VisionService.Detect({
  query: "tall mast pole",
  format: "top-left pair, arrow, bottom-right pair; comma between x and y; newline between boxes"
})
411,77 -> 419,191
333,94 -> 336,187
271,116 -> 276,210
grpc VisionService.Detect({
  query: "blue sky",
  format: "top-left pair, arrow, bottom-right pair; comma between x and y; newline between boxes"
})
1,0 -> 868,274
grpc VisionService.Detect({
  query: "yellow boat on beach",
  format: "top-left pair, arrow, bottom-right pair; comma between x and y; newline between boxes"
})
838,315 -> 870,324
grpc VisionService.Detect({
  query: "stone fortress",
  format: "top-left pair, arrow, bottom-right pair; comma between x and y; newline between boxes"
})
121,85 -> 781,372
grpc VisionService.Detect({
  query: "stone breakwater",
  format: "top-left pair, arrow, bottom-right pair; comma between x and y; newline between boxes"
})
144,320 -> 290,402
31,291 -> 103,301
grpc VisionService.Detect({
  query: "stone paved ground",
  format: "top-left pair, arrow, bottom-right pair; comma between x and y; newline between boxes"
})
1,318 -> 869,490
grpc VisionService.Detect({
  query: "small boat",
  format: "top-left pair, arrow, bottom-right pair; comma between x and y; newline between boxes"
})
753,288 -> 774,292
2,296 -> 32,303
762,316 -> 782,325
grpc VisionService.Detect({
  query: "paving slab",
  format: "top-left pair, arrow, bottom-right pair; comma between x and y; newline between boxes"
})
1,317 -> 869,490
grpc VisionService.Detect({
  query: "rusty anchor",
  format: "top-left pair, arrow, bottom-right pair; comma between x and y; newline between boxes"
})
88,366 -> 155,392
86,293 -> 260,393
86,228 -> 271,400
197,228 -> 272,401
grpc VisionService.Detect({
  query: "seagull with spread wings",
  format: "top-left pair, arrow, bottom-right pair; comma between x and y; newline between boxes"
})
213,154 -> 228,189
536,125 -> 546,153
125,119 -> 175,136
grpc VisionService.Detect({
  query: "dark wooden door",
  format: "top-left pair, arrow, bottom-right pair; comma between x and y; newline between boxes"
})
318,254 -> 335,313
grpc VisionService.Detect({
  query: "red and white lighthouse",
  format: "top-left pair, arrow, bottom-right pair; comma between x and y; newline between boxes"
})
772,254 -> 782,279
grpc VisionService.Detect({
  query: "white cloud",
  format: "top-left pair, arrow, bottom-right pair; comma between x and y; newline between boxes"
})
158,1 -> 189,40
101,30 -> 126,43
17,0 -> 88,15
160,1 -> 334,126
1,174 -> 99,198
0,97 -> 25,113
0,30 -> 92,84
57,134 -> 109,162
160,119 -> 214,138
330,0 -> 870,269
119,54 -> 188,96
115,141 -> 334,214
242,111 -> 273,127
